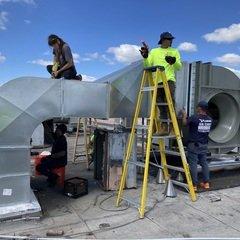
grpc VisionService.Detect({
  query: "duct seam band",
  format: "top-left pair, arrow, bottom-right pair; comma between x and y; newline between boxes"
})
60,79 -> 64,118
0,145 -> 31,149
0,173 -> 30,179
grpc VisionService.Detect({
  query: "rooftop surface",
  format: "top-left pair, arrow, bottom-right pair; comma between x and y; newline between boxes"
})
0,136 -> 240,239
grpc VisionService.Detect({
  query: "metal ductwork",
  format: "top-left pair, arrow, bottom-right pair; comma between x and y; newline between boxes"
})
208,92 -> 239,144
176,62 -> 240,154
0,60 -> 240,219
0,61 -> 145,219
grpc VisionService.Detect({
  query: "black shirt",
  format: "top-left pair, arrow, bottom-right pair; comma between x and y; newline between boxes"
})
187,114 -> 212,144
51,135 -> 68,165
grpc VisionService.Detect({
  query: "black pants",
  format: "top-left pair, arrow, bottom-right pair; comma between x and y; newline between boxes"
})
36,156 -> 65,179
47,65 -> 77,80
157,81 -> 176,120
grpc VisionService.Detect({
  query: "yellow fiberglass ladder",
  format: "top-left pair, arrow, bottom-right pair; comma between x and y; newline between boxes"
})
72,118 -> 96,169
116,66 -> 197,218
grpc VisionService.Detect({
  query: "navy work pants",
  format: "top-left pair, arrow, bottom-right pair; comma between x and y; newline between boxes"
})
187,143 -> 210,185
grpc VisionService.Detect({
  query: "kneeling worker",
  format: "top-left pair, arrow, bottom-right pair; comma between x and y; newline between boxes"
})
181,101 -> 212,191
47,34 -> 82,80
36,124 -> 68,187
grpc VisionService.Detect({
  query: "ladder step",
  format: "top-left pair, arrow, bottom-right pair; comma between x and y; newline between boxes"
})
165,150 -> 181,156
129,160 -> 145,168
152,134 -> 175,139
149,161 -> 162,169
135,125 -> 148,130
136,133 -> 147,136
151,148 -> 183,156
145,118 -> 172,123
166,164 -> 185,172
159,119 -> 172,123
75,154 -> 87,157
141,86 -> 163,92
156,103 -> 168,106
171,179 -> 188,189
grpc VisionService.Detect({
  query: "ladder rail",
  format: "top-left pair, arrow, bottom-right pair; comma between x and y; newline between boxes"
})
160,70 -> 196,201
83,118 -> 90,169
139,71 -> 158,218
116,70 -> 148,206
72,117 -> 81,163
148,72 -> 170,181
72,118 -> 94,169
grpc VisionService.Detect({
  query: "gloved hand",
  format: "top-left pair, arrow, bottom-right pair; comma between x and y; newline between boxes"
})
165,56 -> 176,65
178,108 -> 187,119
139,42 -> 149,58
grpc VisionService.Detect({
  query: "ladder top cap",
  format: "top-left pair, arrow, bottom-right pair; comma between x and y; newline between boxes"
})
144,66 -> 165,72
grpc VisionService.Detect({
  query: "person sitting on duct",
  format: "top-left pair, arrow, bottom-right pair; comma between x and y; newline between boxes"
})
36,124 -> 68,187
47,34 -> 82,80
180,101 -> 212,192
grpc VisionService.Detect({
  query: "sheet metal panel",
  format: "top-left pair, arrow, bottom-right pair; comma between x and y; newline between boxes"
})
63,80 -> 109,118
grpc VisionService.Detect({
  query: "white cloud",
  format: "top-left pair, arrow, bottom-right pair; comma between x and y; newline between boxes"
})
177,42 -> 197,52
43,50 -> 50,56
30,52 -> 94,66
203,23 -> 240,43
78,52 -> 115,65
29,59 -> 52,66
79,56 -> 92,62
0,0 -> 35,4
0,11 -> 8,30
24,19 -> 31,24
107,44 -> 141,64
101,54 -> 115,65
216,53 -> 240,66
82,74 -> 97,82
226,67 -> 240,78
0,52 -> 6,63
72,52 -> 80,63
85,52 -> 99,59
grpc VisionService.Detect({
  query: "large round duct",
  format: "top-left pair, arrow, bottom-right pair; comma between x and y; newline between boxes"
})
176,62 -> 240,154
208,93 -> 240,144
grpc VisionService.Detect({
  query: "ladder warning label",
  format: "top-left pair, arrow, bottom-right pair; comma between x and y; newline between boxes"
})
3,188 -> 12,196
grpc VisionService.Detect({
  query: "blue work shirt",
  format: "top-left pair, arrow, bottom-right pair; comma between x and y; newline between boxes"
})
187,114 -> 212,144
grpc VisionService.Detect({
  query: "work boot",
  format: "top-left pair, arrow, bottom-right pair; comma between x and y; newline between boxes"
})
74,74 -> 82,81
193,185 -> 197,192
200,182 -> 210,190
158,123 -> 169,135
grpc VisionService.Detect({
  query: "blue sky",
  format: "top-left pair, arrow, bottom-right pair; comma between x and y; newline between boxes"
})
1,0 -> 240,84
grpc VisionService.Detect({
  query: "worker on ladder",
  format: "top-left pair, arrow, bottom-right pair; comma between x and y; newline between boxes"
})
140,32 -> 182,135
181,101 -> 213,191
